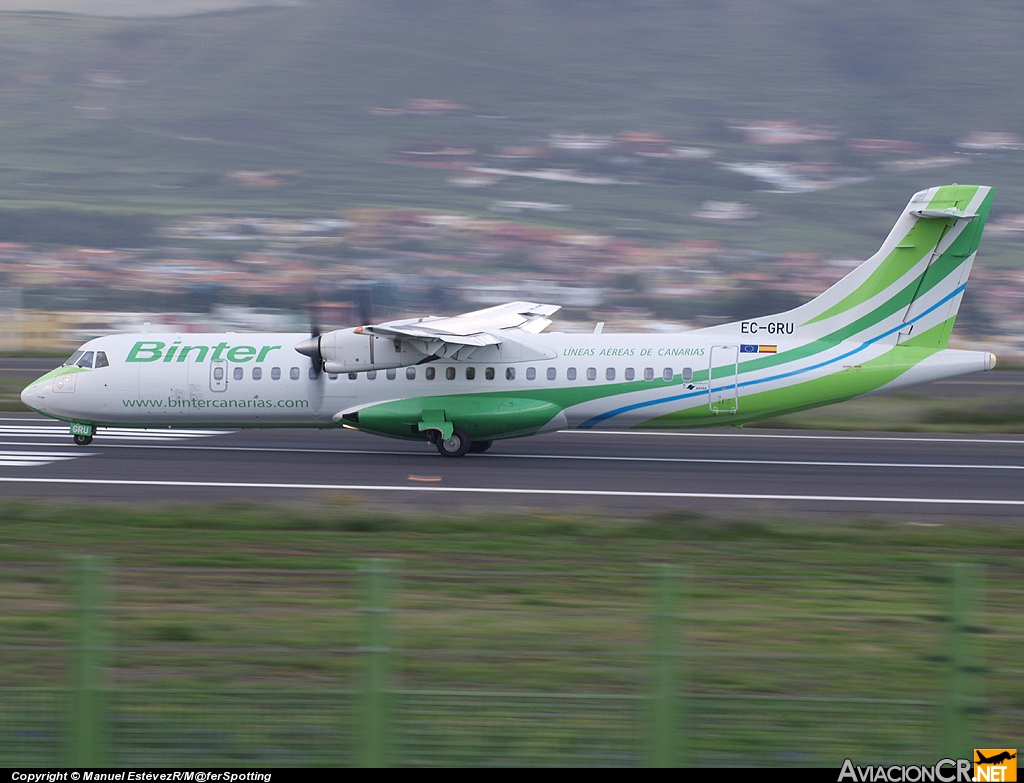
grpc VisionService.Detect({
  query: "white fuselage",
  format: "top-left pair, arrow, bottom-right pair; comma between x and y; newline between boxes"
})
21,330 -> 992,437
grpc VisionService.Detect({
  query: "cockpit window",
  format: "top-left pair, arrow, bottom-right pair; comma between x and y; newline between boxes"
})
77,351 -> 94,369
94,351 -> 109,368
64,350 -> 84,367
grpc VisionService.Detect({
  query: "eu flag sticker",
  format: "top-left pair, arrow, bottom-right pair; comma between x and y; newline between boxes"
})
740,344 -> 758,353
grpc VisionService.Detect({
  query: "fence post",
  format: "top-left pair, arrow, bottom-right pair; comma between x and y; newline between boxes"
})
360,559 -> 392,767
940,562 -> 980,760
72,555 -> 106,767
650,564 -> 686,767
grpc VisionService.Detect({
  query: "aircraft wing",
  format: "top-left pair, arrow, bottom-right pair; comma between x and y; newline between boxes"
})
298,301 -> 561,371
365,301 -> 561,347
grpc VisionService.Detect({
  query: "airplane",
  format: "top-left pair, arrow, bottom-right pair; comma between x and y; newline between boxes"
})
21,184 -> 998,458
976,752 -> 1016,765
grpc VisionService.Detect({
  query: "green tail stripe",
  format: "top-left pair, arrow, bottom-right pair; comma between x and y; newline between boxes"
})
911,189 -> 993,302
926,184 -> 983,213
804,218 -> 948,325
899,318 -> 955,349
804,185 -> 982,326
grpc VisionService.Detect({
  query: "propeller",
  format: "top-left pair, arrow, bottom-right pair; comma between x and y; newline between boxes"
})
294,302 -> 324,378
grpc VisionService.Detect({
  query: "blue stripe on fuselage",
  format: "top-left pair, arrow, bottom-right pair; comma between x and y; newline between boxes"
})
578,284 -> 965,428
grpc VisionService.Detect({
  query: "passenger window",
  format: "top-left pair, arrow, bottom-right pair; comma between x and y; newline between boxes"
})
406,367 -> 416,380
485,367 -> 495,380
663,368 -> 673,382
77,351 -> 94,369
271,367 -> 281,380
446,367 -> 456,380
586,367 -> 597,381
466,367 -> 475,380
308,367 -> 318,380
547,367 -> 556,381
290,367 -> 300,380
625,367 -> 634,381
506,367 -> 515,380
95,351 -> 109,369
426,367 -> 436,380
526,367 -> 536,380
253,367 -> 263,380
234,367 -> 244,381
65,351 -> 84,367
213,366 -> 225,381
606,367 -> 615,381
367,370 -> 377,380
328,373 -> 338,380
682,367 -> 693,382
567,367 -> 577,381
348,372 -> 357,380
644,367 -> 654,381
386,368 -> 396,380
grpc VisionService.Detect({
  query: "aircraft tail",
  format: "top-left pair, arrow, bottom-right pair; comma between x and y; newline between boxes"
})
727,185 -> 995,348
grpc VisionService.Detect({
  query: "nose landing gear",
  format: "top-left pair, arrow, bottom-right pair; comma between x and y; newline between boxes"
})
70,423 -> 95,446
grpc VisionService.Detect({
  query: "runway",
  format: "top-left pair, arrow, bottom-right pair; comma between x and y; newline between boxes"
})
2,411 -> 1024,518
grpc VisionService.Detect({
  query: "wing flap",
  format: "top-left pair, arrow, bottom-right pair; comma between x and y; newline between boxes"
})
366,301 -> 560,345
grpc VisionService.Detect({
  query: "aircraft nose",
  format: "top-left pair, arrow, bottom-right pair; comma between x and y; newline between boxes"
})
21,377 -> 45,411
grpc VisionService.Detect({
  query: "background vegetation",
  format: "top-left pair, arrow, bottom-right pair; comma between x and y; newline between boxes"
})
1,501 -> 1021,764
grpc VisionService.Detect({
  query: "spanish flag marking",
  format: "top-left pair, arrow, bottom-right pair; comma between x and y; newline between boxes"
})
758,345 -> 777,354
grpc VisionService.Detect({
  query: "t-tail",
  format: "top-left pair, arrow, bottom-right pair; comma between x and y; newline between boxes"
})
701,184 -> 997,398
769,184 -> 995,350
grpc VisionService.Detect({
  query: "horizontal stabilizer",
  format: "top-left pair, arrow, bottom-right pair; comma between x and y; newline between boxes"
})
910,207 -> 978,221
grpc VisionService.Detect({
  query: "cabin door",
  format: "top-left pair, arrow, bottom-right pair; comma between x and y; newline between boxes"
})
210,360 -> 228,392
708,345 -> 739,413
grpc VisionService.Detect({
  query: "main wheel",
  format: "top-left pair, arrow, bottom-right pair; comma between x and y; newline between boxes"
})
436,427 -> 471,458
469,440 -> 493,453
73,434 -> 93,446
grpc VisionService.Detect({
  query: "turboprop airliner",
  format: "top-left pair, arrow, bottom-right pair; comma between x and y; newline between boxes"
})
21,184 -> 998,457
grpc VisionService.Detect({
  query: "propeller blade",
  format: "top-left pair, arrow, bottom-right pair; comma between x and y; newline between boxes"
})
303,302 -> 323,377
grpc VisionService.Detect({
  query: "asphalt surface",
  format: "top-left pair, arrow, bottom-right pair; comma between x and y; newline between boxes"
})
6,358 -> 1024,517
3,407 -> 1024,519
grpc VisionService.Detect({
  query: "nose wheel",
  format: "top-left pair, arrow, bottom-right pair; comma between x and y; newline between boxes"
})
73,434 -> 93,446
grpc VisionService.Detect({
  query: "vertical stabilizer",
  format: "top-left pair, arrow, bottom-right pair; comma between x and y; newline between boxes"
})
709,185 -> 994,348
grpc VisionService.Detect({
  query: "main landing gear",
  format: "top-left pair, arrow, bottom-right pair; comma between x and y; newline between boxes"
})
436,427 -> 471,458
73,434 -> 93,446
425,428 -> 492,457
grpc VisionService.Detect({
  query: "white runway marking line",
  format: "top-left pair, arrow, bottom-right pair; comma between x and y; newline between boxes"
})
2,441 -> 1024,473
0,450 -> 94,467
0,425 -> 230,441
10,441 -> 1024,473
2,476 -> 1024,506
0,423 -> 231,463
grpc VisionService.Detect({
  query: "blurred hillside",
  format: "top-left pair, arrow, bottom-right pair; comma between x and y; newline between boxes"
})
2,0 -> 1024,339
0,3 -> 1022,229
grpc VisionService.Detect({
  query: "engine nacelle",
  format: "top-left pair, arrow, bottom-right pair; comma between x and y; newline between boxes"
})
308,328 -> 426,373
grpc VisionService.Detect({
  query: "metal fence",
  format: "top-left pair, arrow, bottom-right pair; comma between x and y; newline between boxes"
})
0,558 -> 1015,767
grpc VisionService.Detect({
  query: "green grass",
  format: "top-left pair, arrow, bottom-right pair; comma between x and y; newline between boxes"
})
0,501 -> 1021,764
